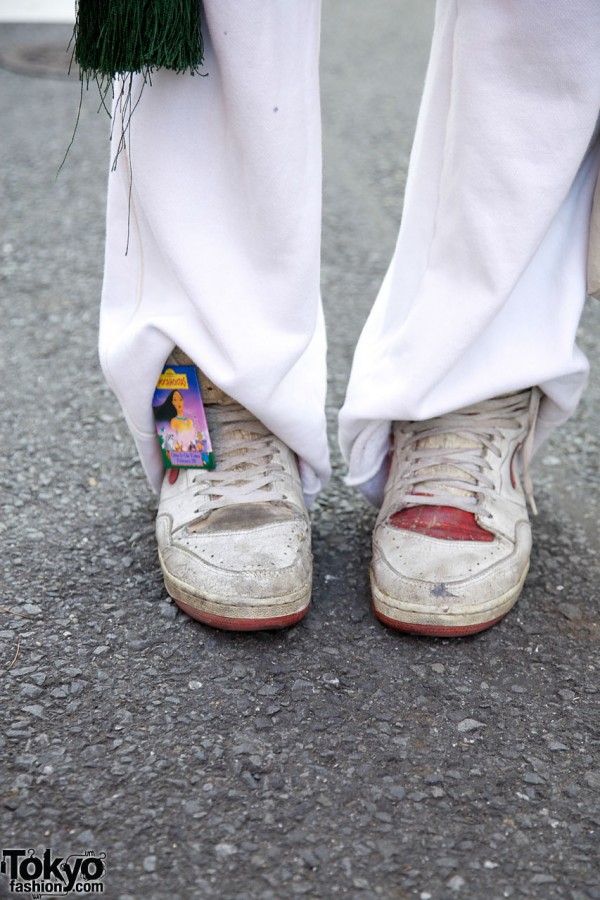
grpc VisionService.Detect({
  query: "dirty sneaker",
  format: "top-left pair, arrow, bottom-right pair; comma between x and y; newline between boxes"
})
371,389 -> 541,636
156,353 -> 312,630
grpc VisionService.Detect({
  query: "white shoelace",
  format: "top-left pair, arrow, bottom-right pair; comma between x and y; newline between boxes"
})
192,404 -> 287,512
394,390 -> 541,518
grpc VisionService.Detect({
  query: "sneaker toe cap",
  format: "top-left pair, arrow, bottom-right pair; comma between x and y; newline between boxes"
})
157,515 -> 312,601
372,519 -> 531,609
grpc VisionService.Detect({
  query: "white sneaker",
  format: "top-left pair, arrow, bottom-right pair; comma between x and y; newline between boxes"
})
156,357 -> 312,630
371,389 -> 541,636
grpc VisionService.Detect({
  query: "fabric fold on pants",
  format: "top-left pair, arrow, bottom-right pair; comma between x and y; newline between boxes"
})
339,0 -> 600,504
99,0 -> 330,502
100,0 -> 600,508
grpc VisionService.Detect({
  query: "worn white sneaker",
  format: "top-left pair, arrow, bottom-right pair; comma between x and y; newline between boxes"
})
371,389 -> 541,636
156,358 -> 312,630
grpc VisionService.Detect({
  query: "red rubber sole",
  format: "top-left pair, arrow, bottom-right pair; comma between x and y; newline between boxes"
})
173,596 -> 310,631
373,604 -> 506,637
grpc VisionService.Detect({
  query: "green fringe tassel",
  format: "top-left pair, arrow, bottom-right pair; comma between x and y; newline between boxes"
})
73,0 -> 204,82
66,0 -> 205,251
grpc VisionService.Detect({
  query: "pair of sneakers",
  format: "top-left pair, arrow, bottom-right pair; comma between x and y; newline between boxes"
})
156,354 -> 541,636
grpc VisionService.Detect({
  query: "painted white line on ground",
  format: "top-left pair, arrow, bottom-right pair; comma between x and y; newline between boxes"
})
0,1 -> 75,23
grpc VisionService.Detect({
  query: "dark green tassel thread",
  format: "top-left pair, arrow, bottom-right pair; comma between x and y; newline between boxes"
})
65,1 -> 206,253
73,0 -> 205,85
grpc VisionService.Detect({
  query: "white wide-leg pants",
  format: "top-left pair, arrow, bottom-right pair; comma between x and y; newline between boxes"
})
100,0 -> 600,503
100,1 -> 327,501
340,0 -> 600,502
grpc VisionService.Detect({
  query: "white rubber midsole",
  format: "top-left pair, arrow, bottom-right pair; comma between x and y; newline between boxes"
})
159,550 -> 312,621
371,564 -> 529,628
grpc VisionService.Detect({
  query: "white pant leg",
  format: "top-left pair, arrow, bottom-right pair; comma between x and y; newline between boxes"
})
99,0 -> 329,502
339,0 -> 600,502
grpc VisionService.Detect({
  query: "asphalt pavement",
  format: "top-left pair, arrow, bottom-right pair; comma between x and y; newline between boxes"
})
1,4 -> 599,898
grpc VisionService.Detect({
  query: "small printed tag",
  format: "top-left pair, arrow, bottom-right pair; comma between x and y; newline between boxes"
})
152,365 -> 215,470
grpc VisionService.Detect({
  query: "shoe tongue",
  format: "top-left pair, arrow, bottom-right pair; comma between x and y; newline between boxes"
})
414,432 -> 480,499
198,373 -> 236,407
167,347 -> 233,406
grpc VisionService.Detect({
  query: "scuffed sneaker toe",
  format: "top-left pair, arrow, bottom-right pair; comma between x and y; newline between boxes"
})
370,390 -> 540,636
155,361 -> 313,631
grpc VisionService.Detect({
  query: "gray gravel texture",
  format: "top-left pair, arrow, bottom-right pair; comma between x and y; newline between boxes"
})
1,4 -> 599,899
